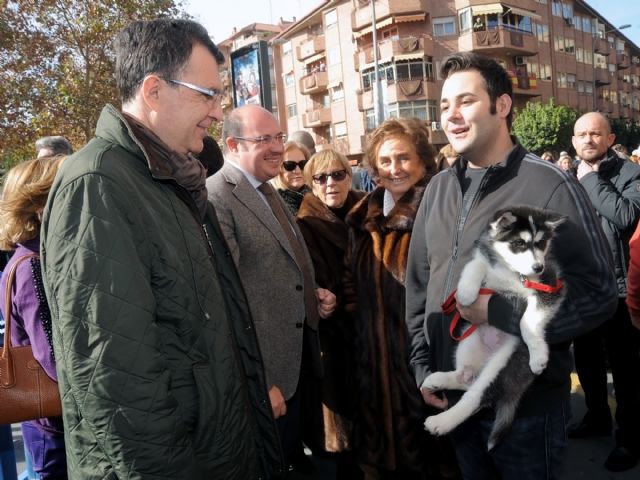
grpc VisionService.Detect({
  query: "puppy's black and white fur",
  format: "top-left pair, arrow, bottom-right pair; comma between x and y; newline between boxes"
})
423,206 -> 566,450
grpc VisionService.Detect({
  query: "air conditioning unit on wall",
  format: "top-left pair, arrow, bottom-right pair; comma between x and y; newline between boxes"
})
514,56 -> 526,66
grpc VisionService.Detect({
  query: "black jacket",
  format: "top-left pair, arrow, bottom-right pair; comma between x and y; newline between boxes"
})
405,144 -> 617,416
579,150 -> 640,296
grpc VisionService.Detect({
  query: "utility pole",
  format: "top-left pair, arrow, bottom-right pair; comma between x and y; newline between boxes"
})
371,0 -> 385,126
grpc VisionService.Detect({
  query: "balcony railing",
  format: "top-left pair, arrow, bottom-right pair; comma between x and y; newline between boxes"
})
459,27 -> 536,56
299,71 -> 329,95
297,36 -> 326,61
302,107 -> 332,128
351,0 -> 427,31
354,36 -> 429,70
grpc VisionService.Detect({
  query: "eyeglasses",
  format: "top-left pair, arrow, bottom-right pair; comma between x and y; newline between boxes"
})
283,160 -> 307,172
234,134 -> 287,145
312,169 -> 348,185
165,79 -> 223,105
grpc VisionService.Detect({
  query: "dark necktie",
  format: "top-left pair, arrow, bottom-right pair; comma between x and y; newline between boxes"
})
258,182 -> 319,330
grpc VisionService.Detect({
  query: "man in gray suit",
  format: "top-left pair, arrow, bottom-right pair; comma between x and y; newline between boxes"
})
207,104 -> 336,470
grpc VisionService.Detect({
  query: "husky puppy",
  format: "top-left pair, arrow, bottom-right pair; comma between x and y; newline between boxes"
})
423,206 -> 566,450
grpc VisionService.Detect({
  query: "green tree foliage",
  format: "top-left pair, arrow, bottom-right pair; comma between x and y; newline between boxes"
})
610,118 -> 640,152
512,99 -> 578,156
0,0 -> 186,170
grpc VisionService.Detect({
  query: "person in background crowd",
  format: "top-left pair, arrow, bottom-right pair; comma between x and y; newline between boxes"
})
435,143 -> 459,171
198,135 -> 225,177
611,143 -> 629,159
344,117 -> 441,479
541,151 -> 555,162
289,130 -> 317,155
296,149 -> 365,479
207,104 -> 336,474
0,156 -> 67,479
271,140 -> 312,215
569,111 -> 640,472
35,136 -> 73,158
41,19 -> 284,479
631,149 -> 640,164
406,52 -> 617,480
625,220 -> 640,331
351,163 -> 377,192
557,152 -> 576,175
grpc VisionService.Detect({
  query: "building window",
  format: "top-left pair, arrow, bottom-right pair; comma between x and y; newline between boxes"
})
552,0 -> 562,17
459,8 -> 472,33
386,100 -> 437,122
557,72 -> 567,88
433,16 -> 456,37
554,35 -> 564,52
325,9 -> 337,28
540,64 -> 552,81
608,63 -> 616,73
381,27 -> 398,40
585,82 -> 593,94
562,3 -> 573,19
594,53 -> 607,69
328,47 -> 341,65
282,41 -> 292,55
287,104 -> 297,117
334,121 -> 347,138
577,80 -> 585,93
576,47 -> 584,63
564,37 -> 575,54
396,59 -> 433,82
331,84 -> 344,102
284,72 -> 295,87
536,23 -> 549,42
567,73 -> 576,89
364,109 -> 376,131
584,50 -> 593,65
573,16 -> 581,31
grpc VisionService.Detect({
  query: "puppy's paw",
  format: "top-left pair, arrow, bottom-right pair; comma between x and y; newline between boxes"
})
528,351 -> 548,375
456,287 -> 478,307
425,414 -> 453,436
422,372 -> 449,391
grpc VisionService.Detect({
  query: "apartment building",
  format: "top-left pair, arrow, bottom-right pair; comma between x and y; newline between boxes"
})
221,0 -> 639,157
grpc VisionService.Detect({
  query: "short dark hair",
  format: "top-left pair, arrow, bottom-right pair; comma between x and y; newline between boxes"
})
35,136 -> 73,156
114,19 -> 224,103
440,52 -> 514,129
364,117 -> 437,180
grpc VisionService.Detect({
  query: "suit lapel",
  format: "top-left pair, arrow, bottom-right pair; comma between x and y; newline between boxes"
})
222,163 -> 299,265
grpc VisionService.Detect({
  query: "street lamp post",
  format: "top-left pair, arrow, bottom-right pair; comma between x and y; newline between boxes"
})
371,0 -> 385,127
593,24 -> 631,111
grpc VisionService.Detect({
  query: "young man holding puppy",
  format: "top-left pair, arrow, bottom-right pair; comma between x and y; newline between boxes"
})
405,52 -> 617,479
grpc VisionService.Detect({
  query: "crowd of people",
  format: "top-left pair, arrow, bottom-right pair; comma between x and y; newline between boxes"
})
1,17 -> 640,480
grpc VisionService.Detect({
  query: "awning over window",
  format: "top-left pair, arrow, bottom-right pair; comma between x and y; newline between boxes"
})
395,13 -> 426,23
394,53 -> 425,62
471,3 -> 504,15
303,52 -> 326,64
505,6 -> 542,20
353,17 -> 394,38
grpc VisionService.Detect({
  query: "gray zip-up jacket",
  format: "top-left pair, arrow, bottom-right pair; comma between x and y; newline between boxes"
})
579,150 -> 640,296
406,143 -> 617,416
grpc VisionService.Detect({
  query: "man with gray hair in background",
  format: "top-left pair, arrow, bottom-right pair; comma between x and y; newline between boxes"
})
35,135 -> 73,157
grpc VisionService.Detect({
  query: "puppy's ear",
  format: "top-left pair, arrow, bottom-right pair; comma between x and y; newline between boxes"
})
490,211 -> 517,237
545,214 -> 566,231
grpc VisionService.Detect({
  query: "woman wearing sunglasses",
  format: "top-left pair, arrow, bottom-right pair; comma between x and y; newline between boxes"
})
271,140 -> 312,215
295,149 -> 365,478
343,118 -> 442,478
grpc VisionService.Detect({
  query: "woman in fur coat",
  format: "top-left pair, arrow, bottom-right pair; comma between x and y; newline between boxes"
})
344,118 -> 441,479
296,149 -> 365,478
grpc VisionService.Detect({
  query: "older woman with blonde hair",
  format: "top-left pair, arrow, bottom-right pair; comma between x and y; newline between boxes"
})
344,117 -> 443,478
0,155 -> 67,479
271,140 -> 312,215
296,149 -> 365,477
436,143 -> 459,171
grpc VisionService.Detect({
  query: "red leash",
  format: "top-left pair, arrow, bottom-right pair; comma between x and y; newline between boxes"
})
443,278 -> 564,341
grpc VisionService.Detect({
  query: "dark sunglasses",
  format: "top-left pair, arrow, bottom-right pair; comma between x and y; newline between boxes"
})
282,160 -> 307,172
312,169 -> 348,185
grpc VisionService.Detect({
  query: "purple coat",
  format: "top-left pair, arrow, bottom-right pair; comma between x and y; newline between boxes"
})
0,238 -> 63,434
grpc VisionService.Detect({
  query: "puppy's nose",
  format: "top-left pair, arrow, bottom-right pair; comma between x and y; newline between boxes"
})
532,263 -> 544,274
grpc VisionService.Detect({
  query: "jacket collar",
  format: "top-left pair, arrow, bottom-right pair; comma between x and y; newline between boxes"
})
452,140 -> 527,186
596,149 -> 622,175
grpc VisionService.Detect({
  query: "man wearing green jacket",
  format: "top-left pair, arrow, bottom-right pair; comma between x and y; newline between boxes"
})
41,19 -> 285,479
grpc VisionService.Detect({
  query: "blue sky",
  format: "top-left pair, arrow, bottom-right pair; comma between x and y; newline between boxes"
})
185,0 -> 640,48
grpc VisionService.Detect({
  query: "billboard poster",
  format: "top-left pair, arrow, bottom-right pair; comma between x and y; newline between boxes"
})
231,41 -> 273,110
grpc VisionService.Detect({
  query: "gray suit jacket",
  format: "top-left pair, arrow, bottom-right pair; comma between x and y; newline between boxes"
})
207,162 -> 316,399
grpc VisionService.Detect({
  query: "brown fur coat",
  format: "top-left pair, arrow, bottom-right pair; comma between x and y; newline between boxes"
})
296,190 -> 365,454
344,179 -> 434,472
